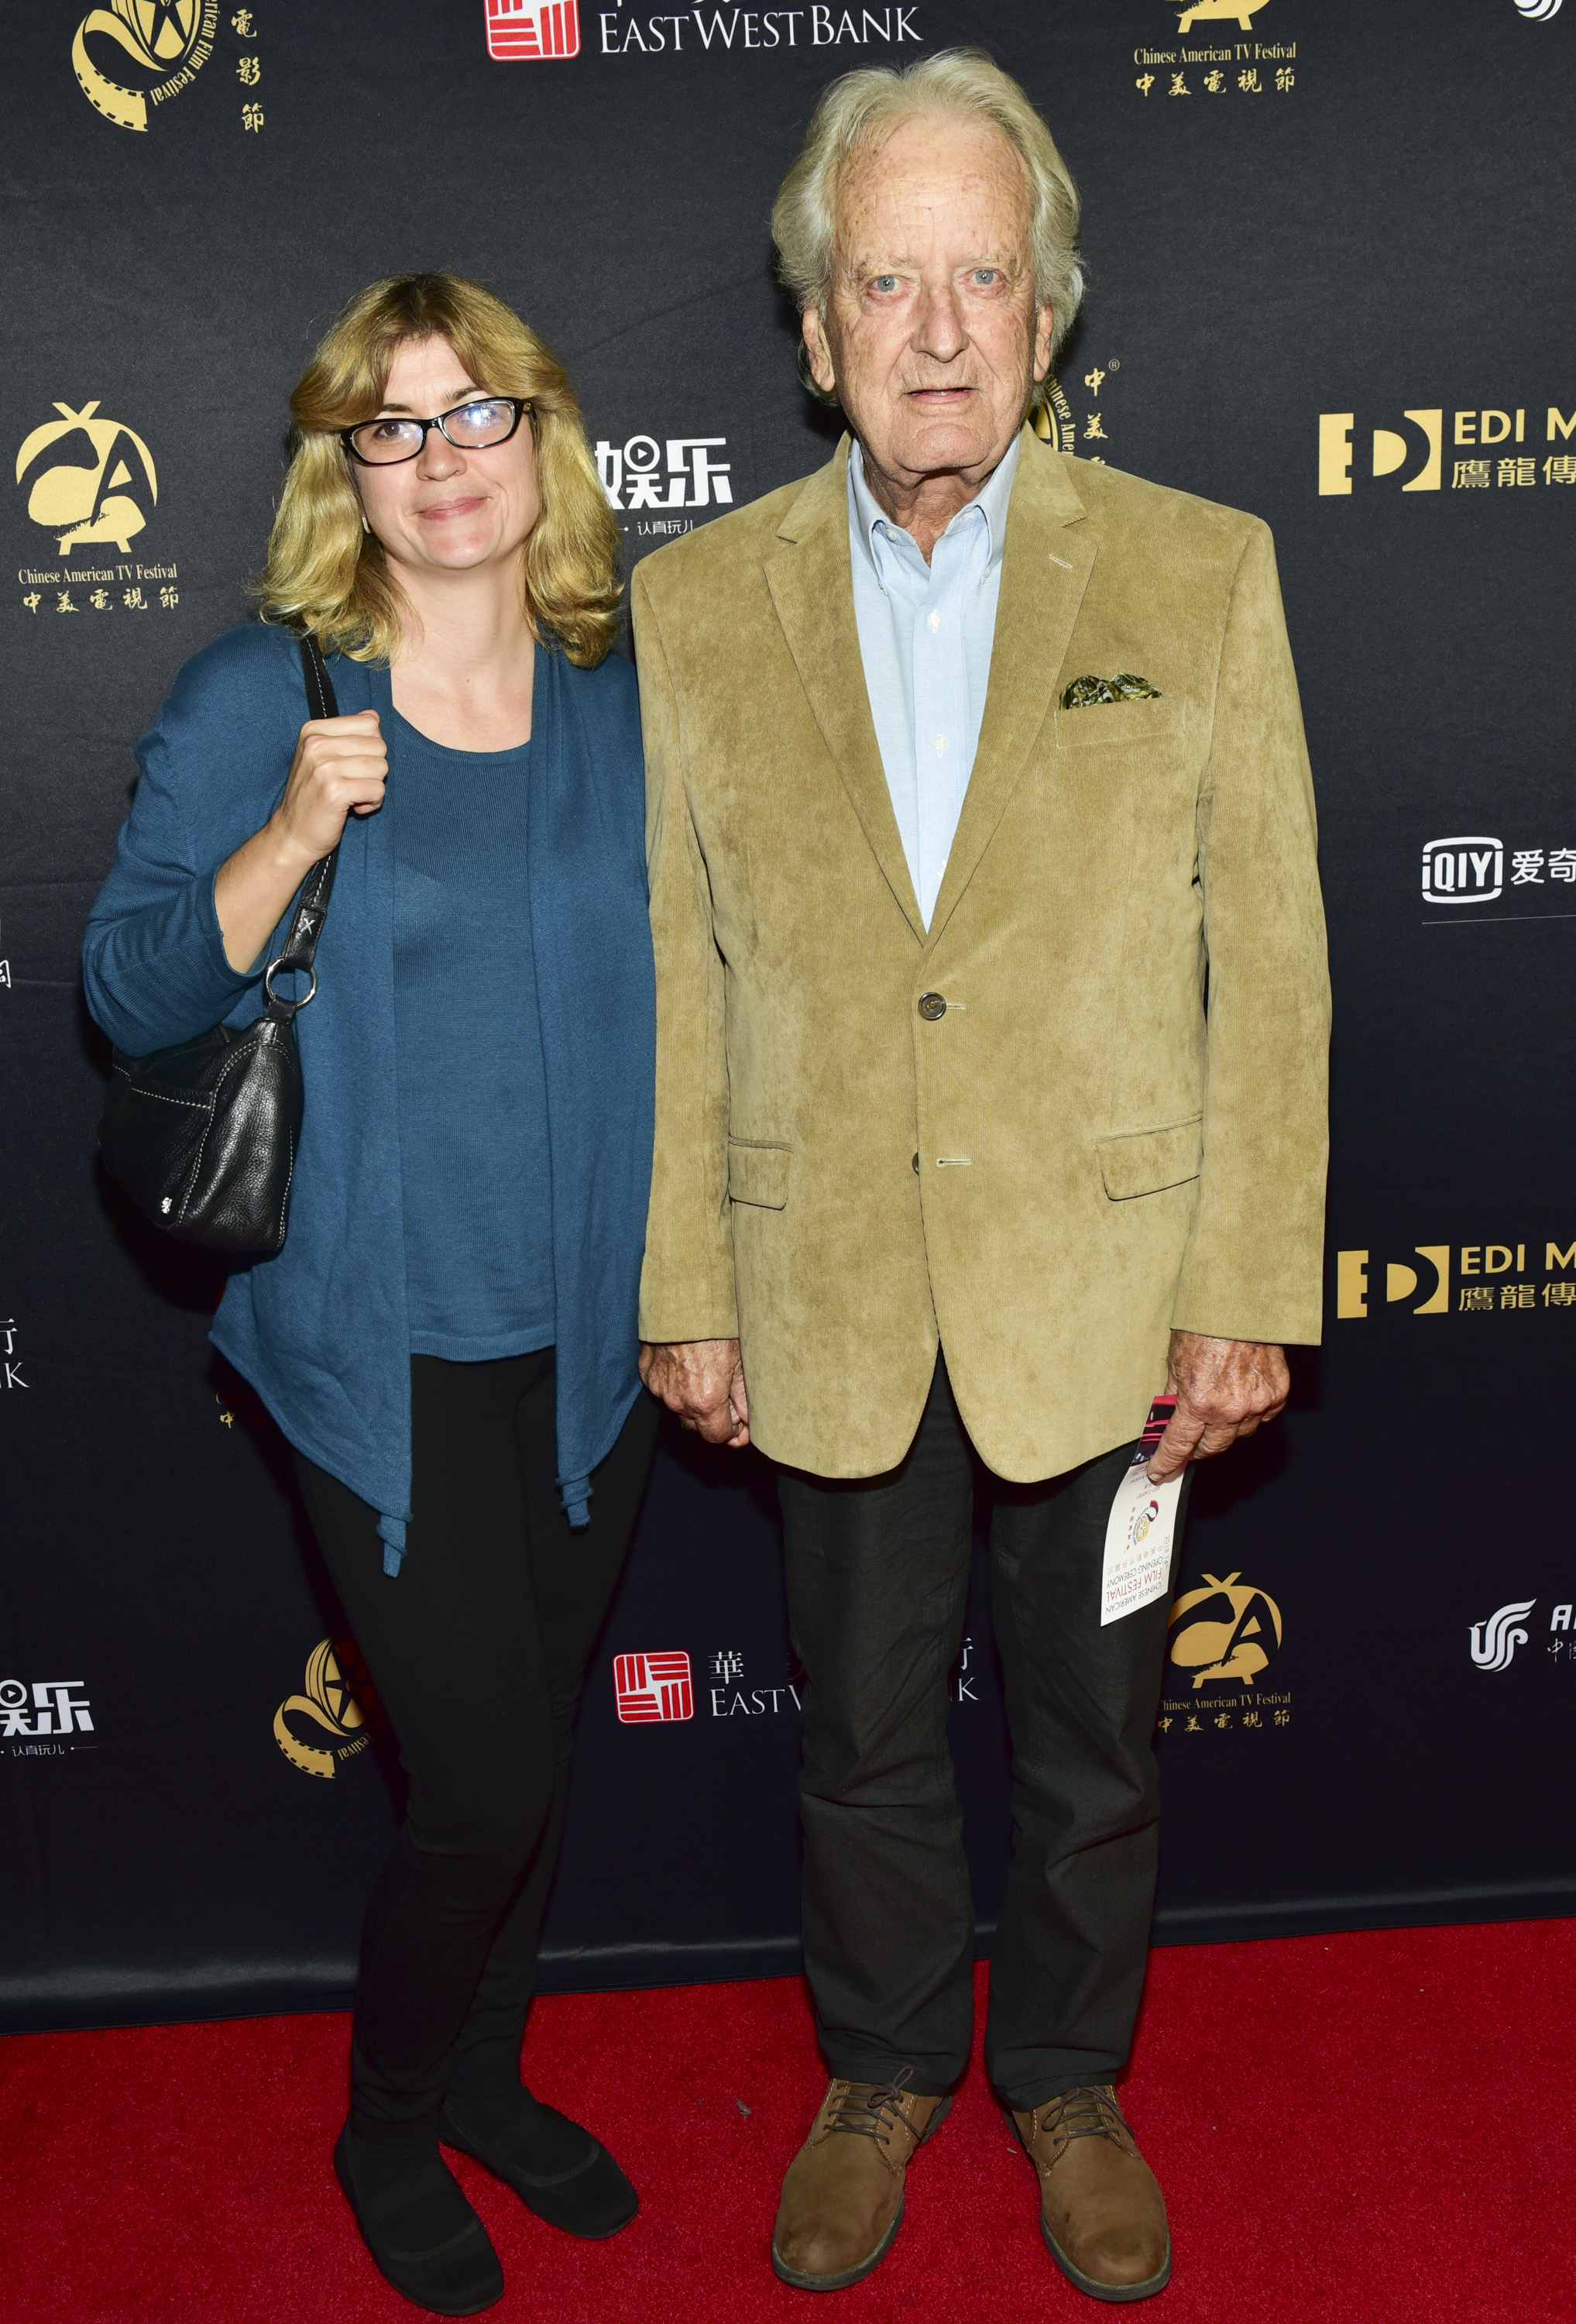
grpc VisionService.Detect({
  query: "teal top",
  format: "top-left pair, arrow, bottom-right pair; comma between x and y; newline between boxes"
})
390,710 -> 555,1360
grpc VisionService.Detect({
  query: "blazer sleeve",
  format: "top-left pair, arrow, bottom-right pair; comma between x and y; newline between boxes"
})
1169,519 -> 1331,1346
82,631 -> 300,1055
632,566 -> 740,1343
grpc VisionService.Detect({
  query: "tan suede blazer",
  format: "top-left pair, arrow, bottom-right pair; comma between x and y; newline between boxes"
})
633,427 -> 1330,1482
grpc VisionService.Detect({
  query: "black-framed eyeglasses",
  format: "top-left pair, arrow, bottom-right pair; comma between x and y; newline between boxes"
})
341,397 -> 530,466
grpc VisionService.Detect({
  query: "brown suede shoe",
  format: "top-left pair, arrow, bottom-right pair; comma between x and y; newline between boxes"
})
771,2069 -> 952,2291
1011,2086 -> 1171,2303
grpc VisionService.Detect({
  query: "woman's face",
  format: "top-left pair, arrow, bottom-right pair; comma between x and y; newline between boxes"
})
352,335 -> 541,581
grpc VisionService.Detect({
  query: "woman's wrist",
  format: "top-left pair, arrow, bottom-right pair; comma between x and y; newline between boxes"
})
256,810 -> 327,887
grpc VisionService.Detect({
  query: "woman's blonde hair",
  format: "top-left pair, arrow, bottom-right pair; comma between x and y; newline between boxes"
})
255,272 -> 620,666
771,50 -> 1083,402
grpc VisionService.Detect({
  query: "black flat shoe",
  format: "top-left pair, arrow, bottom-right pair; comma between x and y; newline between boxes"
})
335,2123 -> 504,2315
439,2095 -> 638,2239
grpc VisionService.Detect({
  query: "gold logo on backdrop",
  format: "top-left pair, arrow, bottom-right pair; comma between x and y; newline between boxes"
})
72,0 -> 218,132
273,1638 -> 384,1779
16,403 -> 158,555
1175,0 -> 1270,26
1169,1573 -> 1283,1689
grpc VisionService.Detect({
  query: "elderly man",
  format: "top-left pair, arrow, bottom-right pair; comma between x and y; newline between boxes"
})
636,49 -> 1327,2304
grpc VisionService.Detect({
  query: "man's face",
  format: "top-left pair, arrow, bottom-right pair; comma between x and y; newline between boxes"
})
804,114 -> 1053,493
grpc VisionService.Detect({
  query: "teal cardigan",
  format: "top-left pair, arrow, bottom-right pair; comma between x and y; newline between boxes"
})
83,624 -> 656,1569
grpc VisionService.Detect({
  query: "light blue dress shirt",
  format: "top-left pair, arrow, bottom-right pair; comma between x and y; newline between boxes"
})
847,432 -> 1020,927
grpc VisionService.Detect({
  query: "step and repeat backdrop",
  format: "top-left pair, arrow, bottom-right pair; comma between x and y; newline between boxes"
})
2,0 -> 1574,2031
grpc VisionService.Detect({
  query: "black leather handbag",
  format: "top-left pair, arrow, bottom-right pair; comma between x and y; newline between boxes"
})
97,634 -> 341,1257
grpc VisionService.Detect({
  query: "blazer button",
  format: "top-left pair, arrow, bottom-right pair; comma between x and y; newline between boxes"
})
918,992 -> 946,1021
912,1152 -> 920,1174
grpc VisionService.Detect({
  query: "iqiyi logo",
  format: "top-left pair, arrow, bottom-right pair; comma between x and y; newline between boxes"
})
1422,837 -> 1502,906
1469,1600 -> 1535,1672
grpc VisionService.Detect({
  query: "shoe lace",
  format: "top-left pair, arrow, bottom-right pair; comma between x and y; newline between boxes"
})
826,2066 -> 916,2144
1035,2085 -> 1131,2158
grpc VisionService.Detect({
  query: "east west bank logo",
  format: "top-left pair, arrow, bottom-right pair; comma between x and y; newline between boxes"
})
487,0 -> 580,57
73,0 -> 218,130
613,1650 -> 694,1722
16,401 -> 157,555
488,0 -> 924,58
1319,404 -> 1576,494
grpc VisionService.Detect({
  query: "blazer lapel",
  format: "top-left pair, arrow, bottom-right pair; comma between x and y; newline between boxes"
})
764,442 -> 925,944
924,430 -> 1094,952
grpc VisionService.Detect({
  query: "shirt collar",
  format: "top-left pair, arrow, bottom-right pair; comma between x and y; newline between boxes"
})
847,429 -> 1021,593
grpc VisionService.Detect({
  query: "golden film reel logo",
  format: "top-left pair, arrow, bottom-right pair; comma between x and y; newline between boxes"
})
73,0 -> 218,132
1169,1573 -> 1282,1690
273,1638 -> 384,1779
17,402 -> 157,555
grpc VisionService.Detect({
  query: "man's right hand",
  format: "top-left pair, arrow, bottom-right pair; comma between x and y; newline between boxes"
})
639,1338 -> 750,1448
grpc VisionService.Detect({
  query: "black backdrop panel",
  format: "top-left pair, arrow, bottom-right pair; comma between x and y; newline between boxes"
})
3,0 -> 1574,2032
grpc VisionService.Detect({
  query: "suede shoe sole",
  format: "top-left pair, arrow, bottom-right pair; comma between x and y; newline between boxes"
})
439,2102 -> 637,2240
334,2126 -> 503,2316
1042,2212 -> 1173,2305
771,2092 -> 951,2292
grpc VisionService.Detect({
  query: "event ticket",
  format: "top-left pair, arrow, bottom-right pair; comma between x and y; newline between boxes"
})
1100,1395 -> 1181,1627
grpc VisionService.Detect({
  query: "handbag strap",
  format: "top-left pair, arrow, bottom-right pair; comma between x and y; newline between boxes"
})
263,636 -> 343,1019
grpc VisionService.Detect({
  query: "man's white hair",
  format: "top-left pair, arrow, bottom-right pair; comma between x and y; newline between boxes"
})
771,48 -> 1084,395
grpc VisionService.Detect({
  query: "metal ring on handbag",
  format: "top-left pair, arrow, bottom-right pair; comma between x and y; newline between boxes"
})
263,957 -> 318,1010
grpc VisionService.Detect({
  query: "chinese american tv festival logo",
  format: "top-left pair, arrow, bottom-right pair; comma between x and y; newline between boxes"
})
487,0 -> 580,56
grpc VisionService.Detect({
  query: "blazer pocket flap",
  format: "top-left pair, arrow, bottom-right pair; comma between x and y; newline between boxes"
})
1053,702 -> 1181,751
728,1141 -> 790,1208
1098,1118 -> 1203,1202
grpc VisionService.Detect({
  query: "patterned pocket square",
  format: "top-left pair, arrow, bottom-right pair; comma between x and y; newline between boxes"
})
1059,672 -> 1163,710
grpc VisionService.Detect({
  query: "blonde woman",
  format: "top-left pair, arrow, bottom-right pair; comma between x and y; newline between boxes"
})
84,275 -> 656,2316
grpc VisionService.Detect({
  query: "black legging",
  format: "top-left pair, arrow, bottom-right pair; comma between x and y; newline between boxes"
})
297,1351 -> 658,2145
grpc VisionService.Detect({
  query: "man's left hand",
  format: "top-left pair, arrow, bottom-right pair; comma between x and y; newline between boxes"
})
1145,1332 -> 1290,1483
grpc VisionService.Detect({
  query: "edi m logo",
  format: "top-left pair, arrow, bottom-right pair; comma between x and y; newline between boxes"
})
1469,1600 -> 1536,1672
1318,411 -> 1442,495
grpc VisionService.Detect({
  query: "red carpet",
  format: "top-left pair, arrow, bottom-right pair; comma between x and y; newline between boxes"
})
2,1920 -> 1574,2323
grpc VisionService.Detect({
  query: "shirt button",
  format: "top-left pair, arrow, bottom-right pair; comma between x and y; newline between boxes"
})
928,610 -> 940,632
918,992 -> 946,1021
933,734 -> 947,756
